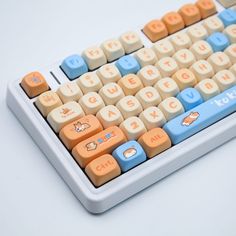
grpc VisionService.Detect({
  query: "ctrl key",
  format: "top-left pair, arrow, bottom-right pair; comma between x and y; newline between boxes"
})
138,128 -> 171,158
85,154 -> 121,187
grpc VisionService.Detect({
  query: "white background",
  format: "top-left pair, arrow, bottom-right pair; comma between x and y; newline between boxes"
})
1,0 -> 236,235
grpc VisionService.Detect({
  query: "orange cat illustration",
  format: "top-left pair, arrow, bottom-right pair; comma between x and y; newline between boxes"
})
74,121 -> 90,133
182,112 -> 200,126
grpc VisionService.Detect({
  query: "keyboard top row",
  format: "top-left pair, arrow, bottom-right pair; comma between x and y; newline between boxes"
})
19,0 -> 236,187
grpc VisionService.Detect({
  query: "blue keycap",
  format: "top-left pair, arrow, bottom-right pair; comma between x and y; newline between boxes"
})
206,32 -> 230,52
218,9 -> 236,27
112,141 -> 146,172
61,54 -> 88,80
177,88 -> 203,111
164,85 -> 236,145
115,55 -> 140,76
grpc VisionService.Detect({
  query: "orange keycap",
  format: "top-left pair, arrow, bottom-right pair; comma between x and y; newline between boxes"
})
195,0 -> 217,19
138,128 -> 171,158
85,154 -> 121,187
162,12 -> 185,34
179,4 -> 201,26
143,20 -> 168,42
59,115 -> 103,150
72,126 -> 127,168
21,72 -> 49,98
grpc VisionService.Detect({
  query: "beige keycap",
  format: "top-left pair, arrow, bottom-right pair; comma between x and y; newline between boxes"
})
154,77 -> 179,99
187,24 -> 208,42
120,117 -> 147,140
77,72 -> 103,94
96,105 -> 124,128
135,86 -> 162,109
119,31 -> 143,54
190,60 -> 214,81
99,82 -> 125,105
230,63 -> 236,76
35,91 -> 63,117
101,39 -> 125,62
173,49 -> 196,68
97,64 -> 121,84
139,107 -> 166,130
203,16 -> 224,34
170,32 -> 192,50
137,65 -> 161,86
82,46 -> 107,70
79,92 -> 105,115
47,101 -> 85,133
116,96 -> 143,119
224,24 -> 236,43
158,97 -> 184,121
156,57 -> 179,77
152,39 -> 175,58
118,74 -> 143,95
172,68 -> 197,90
213,70 -> 236,91
195,79 -> 220,100
57,82 -> 83,103
225,44 -> 236,64
207,52 -> 232,73
190,40 -> 213,60
134,48 -> 157,67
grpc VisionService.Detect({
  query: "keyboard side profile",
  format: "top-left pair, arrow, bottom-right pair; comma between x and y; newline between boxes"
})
6,0 -> 236,213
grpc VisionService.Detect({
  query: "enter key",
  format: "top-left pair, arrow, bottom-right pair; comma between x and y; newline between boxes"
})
164,85 -> 236,145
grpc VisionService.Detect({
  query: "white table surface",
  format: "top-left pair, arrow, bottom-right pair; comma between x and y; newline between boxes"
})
1,0 -> 236,235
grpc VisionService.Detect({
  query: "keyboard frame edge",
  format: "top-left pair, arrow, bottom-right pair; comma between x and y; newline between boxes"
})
6,79 -> 236,214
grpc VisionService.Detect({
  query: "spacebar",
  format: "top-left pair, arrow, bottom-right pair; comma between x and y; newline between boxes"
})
163,85 -> 236,145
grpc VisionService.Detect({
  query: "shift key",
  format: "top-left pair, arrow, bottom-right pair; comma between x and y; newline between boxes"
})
72,126 -> 127,168
164,85 -> 236,145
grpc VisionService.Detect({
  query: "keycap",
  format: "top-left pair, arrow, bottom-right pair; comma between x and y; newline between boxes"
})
119,31 -> 143,54
164,85 -> 236,145
196,0 -> 217,19
77,72 -> 102,94
143,20 -> 168,42
79,92 -> 105,115
96,105 -> 124,128
119,117 -> 147,140
99,83 -> 125,105
190,60 -> 214,81
173,49 -> 196,68
213,70 -> 236,91
162,12 -> 185,34
35,91 -> 63,117
61,55 -> 88,80
218,9 -> 236,27
21,72 -> 49,98
137,65 -> 161,86
101,39 -> 125,62
85,154 -> 121,187
187,24 -> 208,42
138,128 -> 171,158
154,77 -> 180,99
82,46 -> 107,70
224,25 -> 236,43
116,96 -> 143,119
118,74 -> 143,95
139,107 -> 166,130
134,48 -> 157,67
47,101 -> 85,133
226,44 -> 236,64
207,32 -> 230,52
178,4 -> 201,26
112,141 -> 146,172
72,126 -> 127,168
195,78 -> 220,100
156,57 -> 179,77
115,55 -> 141,76
207,52 -> 232,72
152,39 -> 175,58
217,0 -> 236,8
97,64 -> 121,84
158,97 -> 185,121
57,82 -> 83,103
203,16 -> 224,34
177,87 -> 203,110
171,32 -> 192,50
59,115 -> 103,150
190,40 -> 213,60
230,63 -> 236,76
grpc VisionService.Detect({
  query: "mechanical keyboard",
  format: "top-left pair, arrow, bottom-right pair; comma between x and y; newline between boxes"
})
6,0 -> 236,213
